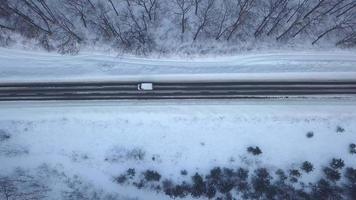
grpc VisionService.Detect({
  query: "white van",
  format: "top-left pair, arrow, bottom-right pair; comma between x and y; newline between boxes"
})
138,83 -> 153,91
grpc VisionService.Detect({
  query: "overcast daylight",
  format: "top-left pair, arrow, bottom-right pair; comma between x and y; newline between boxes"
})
0,0 -> 356,200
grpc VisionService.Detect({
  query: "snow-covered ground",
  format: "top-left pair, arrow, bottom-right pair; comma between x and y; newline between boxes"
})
1,100 -> 356,199
1,47 -> 356,83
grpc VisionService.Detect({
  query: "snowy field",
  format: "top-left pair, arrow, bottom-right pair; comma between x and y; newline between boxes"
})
1,47 -> 356,83
1,100 -> 356,199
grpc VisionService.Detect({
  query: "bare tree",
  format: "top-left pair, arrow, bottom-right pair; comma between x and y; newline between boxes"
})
225,0 -> 255,41
6,1 -> 52,34
266,1 -> 289,36
135,0 -> 158,21
254,0 -> 287,38
194,0 -> 202,15
108,0 -> 119,16
193,0 -> 215,40
175,0 -> 193,34
64,0 -> 92,28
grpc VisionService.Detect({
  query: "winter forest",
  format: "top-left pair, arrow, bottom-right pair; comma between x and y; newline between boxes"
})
0,0 -> 355,55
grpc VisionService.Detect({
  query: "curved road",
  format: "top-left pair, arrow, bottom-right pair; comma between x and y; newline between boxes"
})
0,81 -> 356,101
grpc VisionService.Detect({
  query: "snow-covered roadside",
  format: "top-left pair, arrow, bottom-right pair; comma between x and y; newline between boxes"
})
1,47 -> 356,83
1,100 -> 355,199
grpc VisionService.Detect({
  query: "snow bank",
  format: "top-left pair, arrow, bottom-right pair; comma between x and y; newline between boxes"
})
1,48 -> 356,83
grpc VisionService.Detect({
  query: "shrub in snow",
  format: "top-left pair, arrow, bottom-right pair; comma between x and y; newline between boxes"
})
236,168 -> 249,181
143,170 -> 161,182
205,182 -> 217,199
251,168 -> 272,197
115,175 -> 127,184
163,180 -> 190,198
275,169 -> 287,182
133,180 -> 145,189
349,144 -> 356,154
218,169 -> 235,194
171,184 -> 190,198
205,167 -> 242,195
127,148 -> 145,161
345,168 -> 356,183
301,161 -> 314,173
127,168 -> 136,178
180,170 -> 188,176
105,147 -> 145,163
323,167 -> 341,182
344,168 -> 356,198
206,167 -> 221,184
311,179 -> 343,200
289,169 -> 301,178
289,169 -> 302,183
115,168 -> 136,184
247,146 -> 262,156
336,126 -> 345,133
191,173 -> 206,198
0,130 -> 10,142
223,192 -> 233,200
330,158 -> 345,170
306,131 -> 314,138
115,163 -> 356,199
235,168 -> 249,193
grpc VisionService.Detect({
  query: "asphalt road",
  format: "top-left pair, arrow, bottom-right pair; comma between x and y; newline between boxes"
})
0,81 -> 356,101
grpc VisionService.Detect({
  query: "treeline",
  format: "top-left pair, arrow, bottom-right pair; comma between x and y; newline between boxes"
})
0,0 -> 355,54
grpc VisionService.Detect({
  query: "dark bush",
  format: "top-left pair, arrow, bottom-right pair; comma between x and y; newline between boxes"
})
324,167 -> 341,182
289,169 -> 301,183
330,158 -> 345,170
349,144 -> 356,154
345,168 -> 356,183
127,168 -> 135,178
218,179 -> 234,194
162,179 -> 174,195
144,170 -> 161,182
180,170 -> 188,176
247,146 -> 262,156
164,181 -> 190,199
306,132 -> 314,138
336,126 -> 345,133
289,169 -> 301,178
251,168 -> 272,197
133,180 -> 145,189
275,169 -> 287,182
236,168 -> 249,181
301,161 -> 314,173
311,179 -> 343,200
205,183 -> 216,199
224,192 -> 233,200
204,167 -> 236,194
115,175 -> 127,184
344,168 -> 356,198
235,168 -> 249,193
207,167 -> 221,183
223,168 -> 234,177
205,167 -> 236,194
0,130 -> 11,142
191,173 -> 206,198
